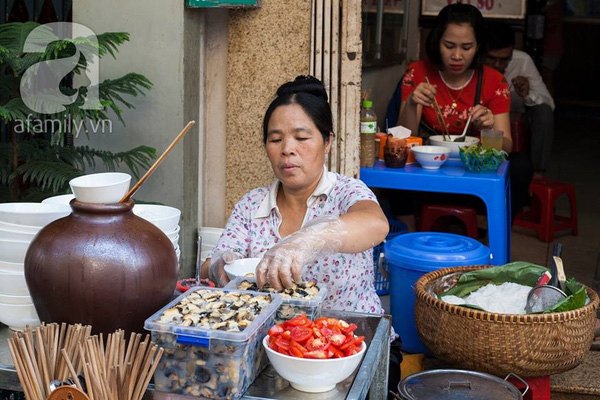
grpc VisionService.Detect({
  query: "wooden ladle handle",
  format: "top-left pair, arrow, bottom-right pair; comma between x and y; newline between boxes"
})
120,121 -> 195,203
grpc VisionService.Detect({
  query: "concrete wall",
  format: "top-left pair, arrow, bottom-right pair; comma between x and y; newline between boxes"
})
73,0 -> 202,276
362,65 -> 404,130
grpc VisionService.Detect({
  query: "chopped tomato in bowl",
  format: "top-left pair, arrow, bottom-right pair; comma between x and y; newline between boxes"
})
263,314 -> 367,393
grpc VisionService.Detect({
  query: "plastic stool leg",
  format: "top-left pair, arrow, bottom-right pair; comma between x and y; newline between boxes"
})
569,188 -> 579,236
539,188 -> 555,243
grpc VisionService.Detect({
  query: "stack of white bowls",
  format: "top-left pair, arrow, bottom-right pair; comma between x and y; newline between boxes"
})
133,205 -> 182,262
0,203 -> 71,330
199,226 -> 225,263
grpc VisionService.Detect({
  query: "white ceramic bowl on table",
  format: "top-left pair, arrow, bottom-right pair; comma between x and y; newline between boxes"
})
69,172 -> 131,204
0,293 -> 32,305
164,225 -> 180,241
224,258 -> 261,280
263,336 -> 366,393
0,260 -> 24,273
411,146 -> 451,170
133,204 -> 181,233
0,227 -> 37,242
0,220 -> 40,234
0,270 -> 29,295
429,135 -> 479,160
0,203 -> 70,227
41,194 -> 75,205
0,239 -> 31,264
0,302 -> 40,331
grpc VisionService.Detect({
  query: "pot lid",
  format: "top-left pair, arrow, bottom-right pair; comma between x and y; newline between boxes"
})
398,370 -> 523,400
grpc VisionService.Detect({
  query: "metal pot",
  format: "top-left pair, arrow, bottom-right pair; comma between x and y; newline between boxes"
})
397,369 -> 528,400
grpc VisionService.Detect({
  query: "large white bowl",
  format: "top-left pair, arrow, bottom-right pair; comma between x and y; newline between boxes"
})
133,204 -> 181,233
0,220 -> 40,234
0,227 -> 37,242
0,293 -> 32,305
0,270 -> 29,295
170,235 -> 179,248
224,258 -> 261,280
165,226 -> 181,241
0,203 -> 70,227
411,145 -> 451,170
429,135 -> 479,160
69,172 -> 131,204
41,194 -> 75,205
0,302 -> 40,331
0,239 -> 31,264
263,336 -> 366,392
0,260 -> 24,273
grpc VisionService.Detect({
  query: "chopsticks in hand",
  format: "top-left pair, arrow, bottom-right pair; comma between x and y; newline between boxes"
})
425,77 -> 451,141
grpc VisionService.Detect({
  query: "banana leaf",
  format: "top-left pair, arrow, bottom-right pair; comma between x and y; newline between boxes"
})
545,278 -> 587,313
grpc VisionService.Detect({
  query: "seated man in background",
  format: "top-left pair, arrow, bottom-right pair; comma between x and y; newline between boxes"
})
485,21 -> 555,176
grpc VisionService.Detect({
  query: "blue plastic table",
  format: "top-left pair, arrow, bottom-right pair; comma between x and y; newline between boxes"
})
360,160 -> 511,264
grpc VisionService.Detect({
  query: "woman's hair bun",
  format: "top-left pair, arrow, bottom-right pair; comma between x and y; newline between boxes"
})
276,75 -> 328,103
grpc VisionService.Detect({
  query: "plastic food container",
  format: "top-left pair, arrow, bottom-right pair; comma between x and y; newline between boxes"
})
225,277 -> 327,324
385,232 -> 490,354
144,287 -> 283,399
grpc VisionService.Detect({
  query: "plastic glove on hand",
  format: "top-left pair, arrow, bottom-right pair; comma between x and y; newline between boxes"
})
207,251 -> 238,287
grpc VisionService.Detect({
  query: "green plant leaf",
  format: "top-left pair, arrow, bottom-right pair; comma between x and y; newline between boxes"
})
10,160 -> 83,193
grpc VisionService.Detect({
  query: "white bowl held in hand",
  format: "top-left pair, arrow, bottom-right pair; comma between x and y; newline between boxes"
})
0,270 -> 29,295
224,258 -> 261,280
429,135 -> 479,160
263,336 -> 366,393
41,194 -> 75,205
411,145 -> 451,170
0,239 -> 31,264
0,302 -> 40,331
69,172 -> 131,204
0,203 -> 70,227
133,204 -> 182,233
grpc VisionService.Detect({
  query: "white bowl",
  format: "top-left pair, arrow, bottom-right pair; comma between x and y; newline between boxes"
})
0,220 -> 40,234
224,258 -> 261,280
0,260 -> 24,273
0,227 -> 37,242
199,227 -> 225,251
133,205 -> 181,233
165,226 -> 181,240
0,302 -> 40,331
411,145 -> 451,170
429,135 -> 480,160
263,336 -> 366,392
0,203 -> 70,227
41,194 -> 75,205
170,236 -> 179,248
0,239 -> 31,264
0,270 -> 29,295
0,293 -> 32,305
69,172 -> 131,204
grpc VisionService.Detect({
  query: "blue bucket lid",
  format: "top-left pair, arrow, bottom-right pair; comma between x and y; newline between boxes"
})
384,232 -> 490,272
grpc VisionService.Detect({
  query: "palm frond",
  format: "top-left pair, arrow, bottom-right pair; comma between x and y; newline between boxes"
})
0,97 -> 32,122
94,32 -> 130,58
10,160 -> 83,193
0,22 -> 46,53
75,145 -> 156,179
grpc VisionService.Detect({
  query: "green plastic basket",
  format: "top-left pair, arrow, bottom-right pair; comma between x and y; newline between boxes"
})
459,146 -> 507,173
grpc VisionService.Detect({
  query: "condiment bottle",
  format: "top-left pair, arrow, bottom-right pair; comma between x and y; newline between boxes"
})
360,100 -> 377,167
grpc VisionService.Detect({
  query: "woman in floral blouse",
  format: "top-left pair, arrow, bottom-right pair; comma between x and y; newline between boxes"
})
201,75 -> 389,315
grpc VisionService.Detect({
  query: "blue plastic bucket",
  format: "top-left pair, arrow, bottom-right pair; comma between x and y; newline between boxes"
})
385,232 -> 490,354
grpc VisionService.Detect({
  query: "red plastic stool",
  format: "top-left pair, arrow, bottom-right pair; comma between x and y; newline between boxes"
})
507,375 -> 550,400
514,178 -> 578,243
419,204 -> 478,239
511,115 -> 529,153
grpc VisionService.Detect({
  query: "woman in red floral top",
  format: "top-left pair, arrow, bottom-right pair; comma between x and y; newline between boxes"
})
399,3 -> 513,152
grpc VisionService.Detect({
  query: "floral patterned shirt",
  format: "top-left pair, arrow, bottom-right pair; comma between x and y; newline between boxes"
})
401,60 -> 511,135
209,167 -> 384,315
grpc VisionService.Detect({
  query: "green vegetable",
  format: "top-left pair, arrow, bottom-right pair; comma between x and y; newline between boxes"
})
459,144 -> 508,158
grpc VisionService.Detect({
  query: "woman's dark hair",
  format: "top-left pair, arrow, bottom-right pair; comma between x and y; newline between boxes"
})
425,3 -> 487,69
262,75 -> 333,144
487,21 -> 516,50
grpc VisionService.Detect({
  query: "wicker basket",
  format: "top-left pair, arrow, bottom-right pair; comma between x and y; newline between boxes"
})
415,265 -> 599,377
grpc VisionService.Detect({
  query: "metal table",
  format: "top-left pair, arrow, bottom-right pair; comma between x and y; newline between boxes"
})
0,311 -> 391,399
361,159 -> 511,264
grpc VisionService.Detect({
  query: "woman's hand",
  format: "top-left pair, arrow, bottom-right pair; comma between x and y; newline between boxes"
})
409,82 -> 437,107
207,251 -> 238,287
469,105 -> 494,130
256,216 -> 344,291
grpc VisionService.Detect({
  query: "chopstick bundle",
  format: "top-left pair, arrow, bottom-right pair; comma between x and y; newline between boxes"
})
425,77 -> 451,141
8,325 -> 163,400
7,323 -> 92,400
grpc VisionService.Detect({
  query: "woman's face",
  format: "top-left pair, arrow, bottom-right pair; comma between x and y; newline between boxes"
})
439,23 -> 478,75
265,104 -> 331,192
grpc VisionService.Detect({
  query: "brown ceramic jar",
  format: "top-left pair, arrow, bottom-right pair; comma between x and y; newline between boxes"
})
24,200 -> 178,335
